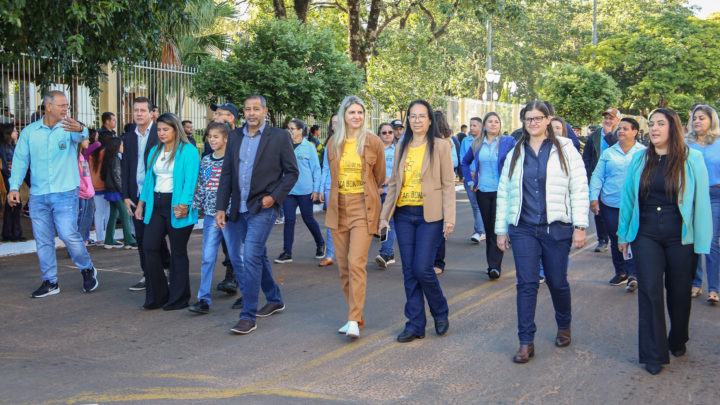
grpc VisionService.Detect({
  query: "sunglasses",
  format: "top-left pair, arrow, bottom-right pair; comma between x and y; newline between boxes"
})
380,131 -> 393,135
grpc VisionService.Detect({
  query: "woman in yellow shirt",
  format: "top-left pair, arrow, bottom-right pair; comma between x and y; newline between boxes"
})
325,96 -> 385,339
379,100 -> 456,343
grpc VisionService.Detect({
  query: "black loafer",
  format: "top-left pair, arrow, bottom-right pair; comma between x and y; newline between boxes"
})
645,363 -> 662,375
671,344 -> 686,357
435,319 -> 449,336
188,300 -> 210,314
488,268 -> 501,280
397,331 -> 424,343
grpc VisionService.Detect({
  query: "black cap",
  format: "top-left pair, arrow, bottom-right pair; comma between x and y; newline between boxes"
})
210,102 -> 239,120
391,119 -> 404,129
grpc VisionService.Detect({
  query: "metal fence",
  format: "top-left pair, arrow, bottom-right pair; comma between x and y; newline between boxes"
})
0,54 -> 100,129
117,62 -> 209,136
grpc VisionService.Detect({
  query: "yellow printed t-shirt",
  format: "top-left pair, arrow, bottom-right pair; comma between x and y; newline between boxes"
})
397,144 -> 425,206
338,138 -> 364,194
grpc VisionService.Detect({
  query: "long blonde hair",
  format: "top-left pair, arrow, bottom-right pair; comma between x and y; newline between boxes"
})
686,104 -> 720,145
330,96 -> 367,159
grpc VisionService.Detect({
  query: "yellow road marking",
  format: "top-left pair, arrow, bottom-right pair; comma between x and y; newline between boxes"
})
115,372 -> 219,381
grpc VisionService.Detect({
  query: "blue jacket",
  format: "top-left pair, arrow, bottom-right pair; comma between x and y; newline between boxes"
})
290,139 -> 321,195
460,135 -> 516,189
617,148 -> 712,253
321,147 -> 332,194
140,143 -> 200,228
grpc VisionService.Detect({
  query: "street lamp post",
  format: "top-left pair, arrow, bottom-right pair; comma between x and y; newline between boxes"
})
485,69 -> 501,107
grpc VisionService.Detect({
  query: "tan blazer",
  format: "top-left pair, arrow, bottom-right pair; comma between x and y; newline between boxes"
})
380,138 -> 456,224
325,134 -> 386,233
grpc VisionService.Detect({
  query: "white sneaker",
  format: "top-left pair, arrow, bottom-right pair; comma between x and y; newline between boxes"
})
471,233 -> 481,244
346,321 -> 360,338
338,321 -> 350,334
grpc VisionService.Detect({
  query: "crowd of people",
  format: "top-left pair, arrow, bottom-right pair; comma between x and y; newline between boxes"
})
3,89 -> 718,377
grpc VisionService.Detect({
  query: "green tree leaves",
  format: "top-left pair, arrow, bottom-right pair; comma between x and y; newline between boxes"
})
537,63 -> 620,126
192,18 -> 364,124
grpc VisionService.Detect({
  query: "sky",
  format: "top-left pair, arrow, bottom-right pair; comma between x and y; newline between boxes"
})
689,0 -> 720,18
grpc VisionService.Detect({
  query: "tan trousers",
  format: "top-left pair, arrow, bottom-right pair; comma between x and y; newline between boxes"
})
332,193 -> 373,322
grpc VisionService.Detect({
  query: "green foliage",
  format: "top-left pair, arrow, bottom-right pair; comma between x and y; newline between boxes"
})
162,0 -> 236,67
587,12 -> 720,113
193,18 -> 364,124
0,0 -> 186,97
536,63 -> 620,126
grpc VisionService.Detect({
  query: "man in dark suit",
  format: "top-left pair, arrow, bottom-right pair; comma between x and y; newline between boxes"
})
215,95 -> 299,335
121,97 -> 169,291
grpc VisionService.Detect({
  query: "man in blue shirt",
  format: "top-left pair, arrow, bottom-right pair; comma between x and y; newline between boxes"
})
215,95 -> 299,335
8,91 -> 98,298
582,107 -> 620,253
460,117 -> 486,243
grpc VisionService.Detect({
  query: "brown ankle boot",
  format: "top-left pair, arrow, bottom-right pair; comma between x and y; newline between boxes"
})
513,344 -> 535,363
555,327 -> 571,347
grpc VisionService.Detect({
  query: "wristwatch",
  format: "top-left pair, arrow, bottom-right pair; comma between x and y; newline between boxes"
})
574,226 -> 586,231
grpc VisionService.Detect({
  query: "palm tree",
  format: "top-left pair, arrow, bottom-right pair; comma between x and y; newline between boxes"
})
161,0 -> 237,67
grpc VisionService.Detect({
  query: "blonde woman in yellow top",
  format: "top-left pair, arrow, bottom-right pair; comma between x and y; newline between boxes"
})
325,96 -> 385,339
379,100 -> 456,343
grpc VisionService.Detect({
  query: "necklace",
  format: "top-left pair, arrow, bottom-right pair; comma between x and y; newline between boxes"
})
161,150 -> 170,161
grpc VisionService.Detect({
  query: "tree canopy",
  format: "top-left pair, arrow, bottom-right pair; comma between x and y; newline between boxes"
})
192,17 -> 364,125
537,63 -> 620,126
587,12 -> 720,114
0,0 -> 186,97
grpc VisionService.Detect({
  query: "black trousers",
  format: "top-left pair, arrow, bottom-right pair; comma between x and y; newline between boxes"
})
142,193 -> 194,310
2,201 -> 23,240
132,199 -> 170,275
594,211 -> 610,243
633,205 -> 697,365
475,190 -> 503,270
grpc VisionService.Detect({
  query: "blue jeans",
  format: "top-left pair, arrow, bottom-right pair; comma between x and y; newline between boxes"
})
600,201 -> 636,278
693,188 -> 720,293
508,221 -> 572,345
324,190 -> 335,259
282,194 -> 324,255
463,182 -> 485,235
29,188 -> 94,283
77,197 -> 95,243
379,194 -> 396,257
224,207 -> 284,321
197,215 -> 226,305
394,206 -> 449,336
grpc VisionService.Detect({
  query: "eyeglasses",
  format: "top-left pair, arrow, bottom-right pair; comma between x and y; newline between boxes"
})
288,127 -> 298,131
408,114 -> 428,122
523,116 -> 547,124
380,131 -> 393,135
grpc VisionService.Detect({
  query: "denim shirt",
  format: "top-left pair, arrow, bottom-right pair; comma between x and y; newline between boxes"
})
688,139 -> 720,187
520,140 -> 551,225
477,137 -> 500,192
238,123 -> 265,212
9,118 -> 89,194
589,142 -> 646,208
383,143 -> 395,192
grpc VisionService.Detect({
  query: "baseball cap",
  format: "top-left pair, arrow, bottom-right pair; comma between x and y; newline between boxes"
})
391,119 -> 404,129
601,108 -> 621,119
210,102 -> 239,120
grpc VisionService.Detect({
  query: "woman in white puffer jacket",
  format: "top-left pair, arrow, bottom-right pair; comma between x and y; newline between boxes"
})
495,100 -> 589,364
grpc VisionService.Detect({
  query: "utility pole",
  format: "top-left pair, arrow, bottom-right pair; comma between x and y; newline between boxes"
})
486,19 -> 492,101
592,0 -> 598,46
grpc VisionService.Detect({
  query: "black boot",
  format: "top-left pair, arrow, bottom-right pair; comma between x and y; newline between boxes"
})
216,265 -> 238,295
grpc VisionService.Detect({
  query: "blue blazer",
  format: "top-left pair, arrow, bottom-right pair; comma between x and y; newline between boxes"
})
140,142 -> 200,228
617,148 -> 711,254
460,135 -> 516,188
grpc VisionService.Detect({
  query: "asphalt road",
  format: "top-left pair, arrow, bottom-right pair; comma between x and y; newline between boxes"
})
1,192 -> 719,404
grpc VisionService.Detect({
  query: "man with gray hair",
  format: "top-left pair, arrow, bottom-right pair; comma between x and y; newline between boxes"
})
7,90 -> 98,298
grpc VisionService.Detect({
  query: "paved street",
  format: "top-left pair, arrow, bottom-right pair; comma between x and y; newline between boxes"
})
1,192 -> 719,404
